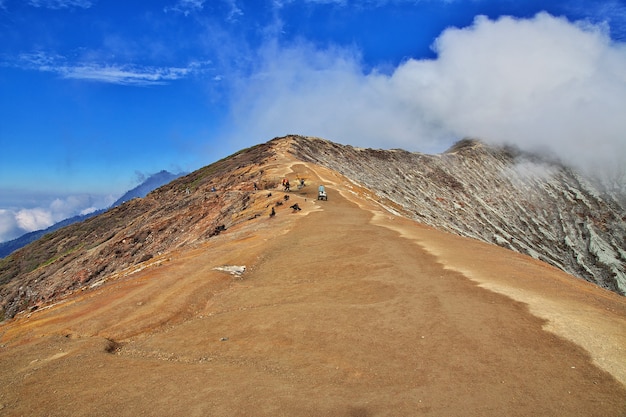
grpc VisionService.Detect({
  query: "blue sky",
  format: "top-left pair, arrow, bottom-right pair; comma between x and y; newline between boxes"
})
1,0 -> 625,242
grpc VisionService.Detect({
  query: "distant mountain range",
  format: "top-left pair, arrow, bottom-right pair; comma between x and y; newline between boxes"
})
110,170 -> 187,208
0,170 -> 185,258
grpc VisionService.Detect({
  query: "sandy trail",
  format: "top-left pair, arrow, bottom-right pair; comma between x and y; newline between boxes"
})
0,161 -> 625,416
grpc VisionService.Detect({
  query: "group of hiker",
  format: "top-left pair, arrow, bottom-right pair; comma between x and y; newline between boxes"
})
266,177 -> 327,217
281,177 -> 308,192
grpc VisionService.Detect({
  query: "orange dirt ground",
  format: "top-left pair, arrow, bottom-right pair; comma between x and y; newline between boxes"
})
1,157 -> 625,416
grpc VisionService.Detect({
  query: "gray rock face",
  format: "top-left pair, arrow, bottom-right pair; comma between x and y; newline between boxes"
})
292,137 -> 626,295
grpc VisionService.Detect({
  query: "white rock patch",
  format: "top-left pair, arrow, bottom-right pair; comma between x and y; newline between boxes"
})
213,265 -> 246,276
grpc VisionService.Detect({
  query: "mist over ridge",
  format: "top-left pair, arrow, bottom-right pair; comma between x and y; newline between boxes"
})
227,13 -> 626,188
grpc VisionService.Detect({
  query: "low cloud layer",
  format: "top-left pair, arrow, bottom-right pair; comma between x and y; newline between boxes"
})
229,13 -> 626,181
0,193 -> 115,243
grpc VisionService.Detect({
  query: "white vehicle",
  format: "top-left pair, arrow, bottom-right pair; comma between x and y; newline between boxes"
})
318,185 -> 327,201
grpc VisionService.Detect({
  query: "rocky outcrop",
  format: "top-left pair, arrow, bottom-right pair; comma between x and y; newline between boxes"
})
291,136 -> 626,294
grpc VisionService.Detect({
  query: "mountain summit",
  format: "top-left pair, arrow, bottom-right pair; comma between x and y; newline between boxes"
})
0,136 -> 625,416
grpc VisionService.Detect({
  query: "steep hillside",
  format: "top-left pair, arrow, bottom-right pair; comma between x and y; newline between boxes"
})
0,141 -> 276,319
292,137 -> 626,294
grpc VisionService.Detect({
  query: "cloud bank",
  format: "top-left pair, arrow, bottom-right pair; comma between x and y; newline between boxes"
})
229,13 -> 626,180
0,193 -> 115,243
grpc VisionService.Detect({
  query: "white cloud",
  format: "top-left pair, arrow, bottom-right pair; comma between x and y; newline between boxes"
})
228,13 -> 626,180
28,0 -> 93,9
229,40 -> 444,149
0,210 -> 21,243
419,13 -> 626,176
12,52 -> 212,85
60,63 -> 192,85
0,193 -> 116,243
164,0 -> 243,21
222,0 -> 243,21
164,0 -> 206,16
15,208 -> 53,232
80,207 -> 97,216
568,0 -> 626,40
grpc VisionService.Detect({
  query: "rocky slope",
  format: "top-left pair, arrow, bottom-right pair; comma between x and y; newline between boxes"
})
0,135 -> 624,321
0,141 -> 276,319
292,137 -> 626,295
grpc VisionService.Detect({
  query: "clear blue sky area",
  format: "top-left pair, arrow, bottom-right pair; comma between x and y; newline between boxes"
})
1,0 -> 625,242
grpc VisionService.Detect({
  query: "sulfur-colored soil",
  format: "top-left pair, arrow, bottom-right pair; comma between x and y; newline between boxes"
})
1,158 -> 625,416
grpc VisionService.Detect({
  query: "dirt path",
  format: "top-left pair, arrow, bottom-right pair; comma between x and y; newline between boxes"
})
0,162 -> 625,416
